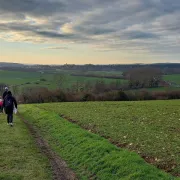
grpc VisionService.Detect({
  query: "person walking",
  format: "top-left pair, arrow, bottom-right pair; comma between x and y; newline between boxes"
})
3,91 -> 17,126
3,87 -> 9,100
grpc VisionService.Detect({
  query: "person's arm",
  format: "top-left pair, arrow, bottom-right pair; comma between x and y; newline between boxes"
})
13,97 -> 18,109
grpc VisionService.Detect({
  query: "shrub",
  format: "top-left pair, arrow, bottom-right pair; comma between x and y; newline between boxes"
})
81,93 -> 95,101
116,91 -> 129,101
17,87 -> 180,104
40,78 -> 47,81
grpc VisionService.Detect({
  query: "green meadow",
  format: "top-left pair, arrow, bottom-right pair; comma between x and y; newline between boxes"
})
35,100 -> 180,176
0,70 -> 180,93
0,70 -> 125,90
163,74 -> 180,85
1,99 -> 179,179
19,102 -> 179,180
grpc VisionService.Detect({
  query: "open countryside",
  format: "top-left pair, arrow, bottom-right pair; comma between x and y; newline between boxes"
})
1,1 -> 180,179
0,63 -> 180,179
0,64 -> 180,93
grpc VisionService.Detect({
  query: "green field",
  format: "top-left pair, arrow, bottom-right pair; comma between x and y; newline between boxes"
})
69,70 -> 123,77
56,70 -> 123,76
0,70 -> 55,88
0,114 -> 52,179
35,100 -> 180,176
62,74 -> 126,88
1,100 -> 179,179
0,70 -> 126,91
163,74 -> 180,85
1,70 -> 180,93
19,103 -> 178,179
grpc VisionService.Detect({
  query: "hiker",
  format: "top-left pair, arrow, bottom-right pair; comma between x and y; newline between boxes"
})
0,96 -> 3,113
3,91 -> 17,126
3,87 -> 9,100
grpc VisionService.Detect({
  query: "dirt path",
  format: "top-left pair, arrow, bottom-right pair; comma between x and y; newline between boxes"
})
18,114 -> 77,180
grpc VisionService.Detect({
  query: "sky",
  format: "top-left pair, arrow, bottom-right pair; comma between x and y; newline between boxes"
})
0,0 -> 180,65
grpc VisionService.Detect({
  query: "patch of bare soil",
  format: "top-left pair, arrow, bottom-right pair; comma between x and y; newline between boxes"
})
19,114 -> 77,180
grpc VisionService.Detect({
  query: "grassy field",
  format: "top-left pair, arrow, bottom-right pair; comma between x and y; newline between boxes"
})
35,100 -> 180,176
70,70 -> 123,77
1,70 -> 180,93
0,113 -> 52,179
61,74 -> 126,88
0,70 -> 45,84
163,74 -> 180,85
0,70 -> 55,89
56,70 -> 123,76
0,70 -> 126,91
19,104 -> 177,180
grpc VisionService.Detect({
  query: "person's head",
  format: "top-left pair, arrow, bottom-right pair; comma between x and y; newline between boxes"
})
7,91 -> 12,96
5,87 -> 8,91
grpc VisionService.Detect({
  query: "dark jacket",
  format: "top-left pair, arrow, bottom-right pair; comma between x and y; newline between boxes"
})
3,91 -> 8,100
3,94 -> 17,114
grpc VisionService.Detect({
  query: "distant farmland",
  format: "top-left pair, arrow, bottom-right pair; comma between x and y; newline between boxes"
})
0,70 -> 126,90
0,69 -> 180,95
163,74 -> 180,85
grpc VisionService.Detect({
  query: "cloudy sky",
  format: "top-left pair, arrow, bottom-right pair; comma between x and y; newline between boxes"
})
0,0 -> 180,64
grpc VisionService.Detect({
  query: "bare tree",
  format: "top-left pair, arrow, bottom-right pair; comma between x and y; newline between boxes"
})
54,73 -> 67,89
124,67 -> 162,89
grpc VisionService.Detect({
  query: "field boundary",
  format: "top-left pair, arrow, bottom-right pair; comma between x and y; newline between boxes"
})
18,114 -> 77,180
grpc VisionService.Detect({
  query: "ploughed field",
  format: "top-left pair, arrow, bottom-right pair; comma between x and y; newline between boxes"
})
34,100 -> 180,176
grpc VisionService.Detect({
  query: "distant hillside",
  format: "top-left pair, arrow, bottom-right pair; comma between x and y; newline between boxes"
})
0,62 -> 179,74
0,62 -> 26,67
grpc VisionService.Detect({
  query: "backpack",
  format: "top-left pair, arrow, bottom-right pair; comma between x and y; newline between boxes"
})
4,97 -> 13,108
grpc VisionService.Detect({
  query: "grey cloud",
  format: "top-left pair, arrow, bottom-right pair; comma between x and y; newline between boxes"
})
36,31 -> 73,39
0,0 -> 180,57
74,25 -> 116,35
0,0 -> 65,16
0,22 -> 39,32
123,31 -> 159,40
0,22 -> 87,43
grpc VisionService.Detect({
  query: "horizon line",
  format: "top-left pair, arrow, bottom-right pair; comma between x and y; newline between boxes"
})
0,61 -> 180,66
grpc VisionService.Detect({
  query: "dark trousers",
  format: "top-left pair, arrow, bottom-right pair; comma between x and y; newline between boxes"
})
7,113 -> 13,124
0,106 -> 3,113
